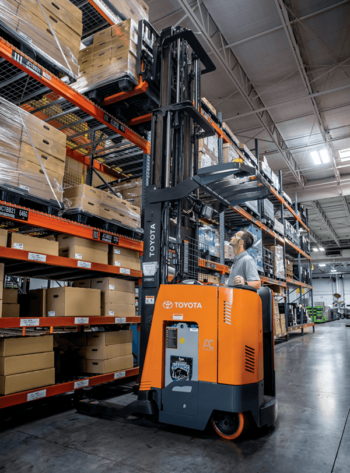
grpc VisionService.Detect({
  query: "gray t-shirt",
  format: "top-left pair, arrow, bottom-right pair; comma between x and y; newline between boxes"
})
227,250 -> 260,287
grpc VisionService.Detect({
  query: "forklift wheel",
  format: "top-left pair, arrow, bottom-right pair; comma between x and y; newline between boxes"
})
211,411 -> 245,440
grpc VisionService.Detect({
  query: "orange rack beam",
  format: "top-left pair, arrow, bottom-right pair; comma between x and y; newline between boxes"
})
286,277 -> 313,290
0,316 -> 140,329
0,201 -> 143,252
198,258 -> 228,274
260,276 -> 287,287
285,238 -> 311,261
270,187 -> 309,233
102,77 -> 149,107
0,38 -> 151,154
0,367 -> 139,409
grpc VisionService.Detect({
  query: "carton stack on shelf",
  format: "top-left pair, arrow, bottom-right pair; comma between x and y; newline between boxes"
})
199,135 -> 219,168
91,277 -> 136,317
109,178 -> 142,209
108,247 -> 141,271
0,263 -> 3,317
1,0 -> 82,76
73,19 -> 139,93
46,287 -> 101,317
0,98 -> 67,203
0,336 -> 55,395
274,299 -> 286,336
58,234 -> 109,265
3,289 -> 20,318
9,233 -> 59,255
224,241 -> 234,259
81,331 -> 134,374
286,259 -> 293,278
109,0 -> 149,23
266,245 -> 285,280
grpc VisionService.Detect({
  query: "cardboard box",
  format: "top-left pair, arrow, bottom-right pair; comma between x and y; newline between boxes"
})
0,263 -> 4,282
63,184 -> 101,203
9,233 -> 59,256
101,303 -> 136,317
0,351 -> 54,376
91,277 -> 135,293
84,355 -> 134,374
65,196 -> 100,216
0,335 -> 53,357
57,234 -> 108,264
3,303 -> 20,318
85,343 -> 132,360
47,287 -> 101,317
0,367 -> 55,395
72,279 -> 92,289
87,330 -> 132,346
19,289 -> 47,318
202,97 -> 216,116
0,228 -> 8,247
3,289 -> 18,304
108,253 -> 141,271
102,291 -> 135,305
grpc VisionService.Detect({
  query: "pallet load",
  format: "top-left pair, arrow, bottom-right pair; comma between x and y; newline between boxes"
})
46,287 -> 101,317
0,335 -> 54,395
108,247 -> 141,271
260,199 -> 274,227
109,178 -> 142,209
274,299 -> 286,336
9,233 -> 59,256
0,0 -> 82,77
64,184 -> 141,230
199,225 -> 217,259
199,135 -> 219,168
273,218 -> 284,236
266,245 -> 285,280
91,277 -> 136,317
81,331 -> 134,374
73,19 -> 139,94
57,234 -> 109,265
223,143 -> 245,164
285,259 -> 293,278
224,241 -> 234,259
0,98 -> 66,204
2,289 -> 20,318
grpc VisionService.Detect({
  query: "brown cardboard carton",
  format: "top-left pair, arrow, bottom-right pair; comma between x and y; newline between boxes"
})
0,228 -> 8,247
108,253 -> 141,271
0,286 -> 3,300
91,277 -> 135,293
9,233 -> 59,256
47,287 -> 101,317
202,97 -> 216,116
63,185 -> 102,203
18,289 -> 47,318
101,303 -> 136,317
2,304 -> 20,317
21,129 -> 66,161
0,351 -> 54,376
85,355 -> 134,374
57,234 -> 108,264
109,246 -> 140,259
17,179 -> 63,202
0,335 -> 53,356
72,279 -> 92,289
0,367 -> 55,395
85,343 -> 132,360
3,289 -> 18,304
87,330 -> 132,346
65,197 -> 100,216
0,263 -> 4,282
19,147 -> 66,175
102,291 -> 135,305
109,0 -> 148,23
22,113 -> 67,148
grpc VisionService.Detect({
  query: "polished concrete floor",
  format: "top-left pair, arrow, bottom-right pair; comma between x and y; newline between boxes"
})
1,320 -> 350,473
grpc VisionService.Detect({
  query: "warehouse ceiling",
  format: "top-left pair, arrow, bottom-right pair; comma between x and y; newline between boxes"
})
147,0 -> 350,251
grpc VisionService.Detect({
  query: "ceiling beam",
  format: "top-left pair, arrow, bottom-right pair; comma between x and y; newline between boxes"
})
176,0 -> 306,188
310,201 -> 341,247
341,196 -> 350,226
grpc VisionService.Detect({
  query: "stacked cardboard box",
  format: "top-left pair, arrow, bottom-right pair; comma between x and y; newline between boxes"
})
91,277 -> 136,317
223,143 -> 245,164
199,135 -> 219,169
9,233 -> 59,256
202,97 -> 216,116
274,299 -> 286,336
58,234 -> 108,265
63,184 -> 141,229
0,335 -> 55,395
81,331 -> 134,374
19,289 -> 47,317
73,19 -> 139,94
109,246 -> 141,271
0,263 -> 4,317
0,98 -> 66,202
1,0 -> 82,76
286,259 -> 293,278
266,245 -> 285,279
46,287 -> 101,317
222,122 -> 240,148
224,241 -> 234,259
3,289 -> 20,318
109,178 -> 142,209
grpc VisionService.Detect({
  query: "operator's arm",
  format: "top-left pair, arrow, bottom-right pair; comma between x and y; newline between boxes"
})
243,258 -> 261,290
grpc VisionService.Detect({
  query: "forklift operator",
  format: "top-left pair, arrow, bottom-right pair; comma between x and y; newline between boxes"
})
227,230 -> 261,290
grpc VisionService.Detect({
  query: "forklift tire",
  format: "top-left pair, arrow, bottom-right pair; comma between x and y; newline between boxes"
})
211,411 -> 245,440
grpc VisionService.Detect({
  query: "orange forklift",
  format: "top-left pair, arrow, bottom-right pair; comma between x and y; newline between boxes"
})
78,24 -> 277,439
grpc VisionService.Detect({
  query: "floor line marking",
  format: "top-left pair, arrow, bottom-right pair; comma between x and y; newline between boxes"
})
331,408 -> 350,473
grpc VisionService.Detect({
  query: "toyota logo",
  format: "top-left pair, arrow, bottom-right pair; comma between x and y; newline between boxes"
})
163,301 -> 173,309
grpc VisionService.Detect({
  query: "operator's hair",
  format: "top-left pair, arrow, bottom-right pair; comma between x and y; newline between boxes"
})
241,231 -> 254,250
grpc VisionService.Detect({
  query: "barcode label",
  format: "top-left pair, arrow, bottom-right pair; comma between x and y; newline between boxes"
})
75,253 -> 82,259
28,253 -> 46,262
120,268 -> 130,275
114,248 -> 121,254
115,317 -> 126,323
48,311 -> 55,317
77,261 -> 91,268
74,318 -> 89,324
27,389 -> 46,401
13,243 -> 23,249
109,285 -> 115,290
109,311 -> 115,316
114,261 -> 121,267
114,371 -> 125,379
74,380 -> 89,389
173,315 -> 183,320
20,318 -> 40,326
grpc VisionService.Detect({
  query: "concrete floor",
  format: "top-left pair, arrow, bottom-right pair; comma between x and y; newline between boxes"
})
1,320 -> 350,473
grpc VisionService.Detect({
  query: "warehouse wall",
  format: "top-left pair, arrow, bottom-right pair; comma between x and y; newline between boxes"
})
312,277 -> 335,306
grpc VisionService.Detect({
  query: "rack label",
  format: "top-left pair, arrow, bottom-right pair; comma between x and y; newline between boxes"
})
92,230 -> 99,239
113,248 -> 121,254
13,243 -> 23,250
27,389 -> 47,401
114,261 -> 121,267
12,51 -> 43,78
28,253 -> 46,262
115,317 -> 126,323
77,261 -> 91,268
114,371 -> 126,379
74,380 -> 89,389
120,268 -> 130,275
109,311 -> 115,316
145,296 -> 154,305
20,318 -> 40,326
48,311 -> 55,317
74,317 -> 89,324
0,204 -> 28,221
100,233 -> 112,243
75,253 -> 83,259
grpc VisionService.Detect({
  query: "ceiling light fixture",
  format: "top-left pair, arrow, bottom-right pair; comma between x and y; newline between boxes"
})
319,247 -> 325,251
319,264 -> 326,267
319,149 -> 330,163
331,269 -> 336,272
311,149 -> 330,164
313,248 -> 319,252
339,148 -> 350,162
311,151 -> 321,165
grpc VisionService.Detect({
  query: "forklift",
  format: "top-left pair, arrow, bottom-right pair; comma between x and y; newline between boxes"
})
78,24 -> 278,440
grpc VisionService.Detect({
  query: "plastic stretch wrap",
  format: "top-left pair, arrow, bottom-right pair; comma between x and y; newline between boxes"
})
223,143 -> 245,163
0,97 -> 66,203
110,177 -> 142,208
261,198 -> 274,221
63,184 -> 141,229
266,245 -> 285,279
0,0 -> 82,77
260,156 -> 272,179
73,19 -> 138,94
199,150 -> 218,169
274,218 -> 284,235
271,171 -> 280,191
243,199 -> 259,215
199,225 -> 216,257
